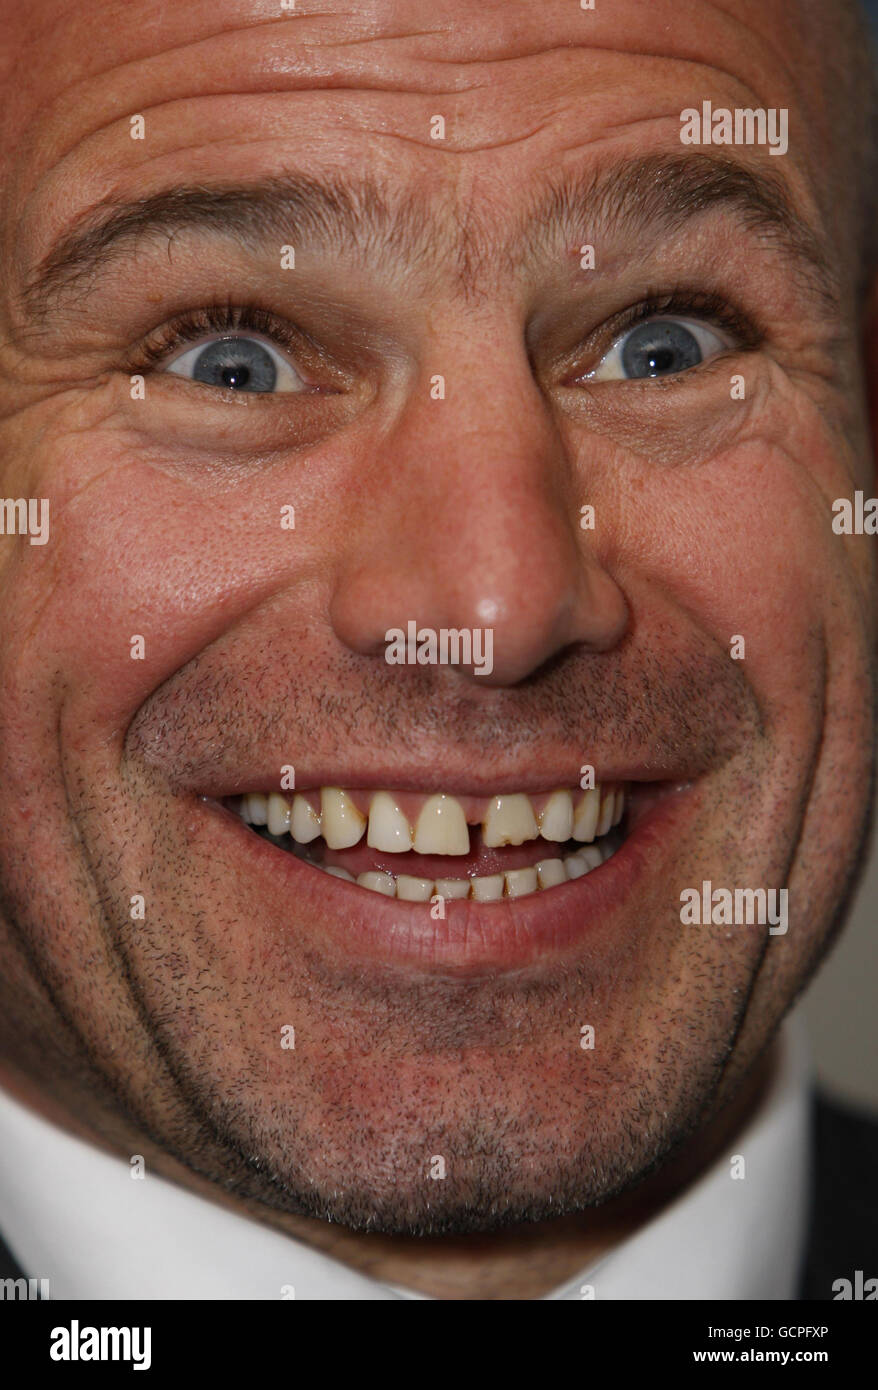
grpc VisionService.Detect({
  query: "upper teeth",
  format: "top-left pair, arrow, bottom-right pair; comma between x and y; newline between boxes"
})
239,785 -> 625,853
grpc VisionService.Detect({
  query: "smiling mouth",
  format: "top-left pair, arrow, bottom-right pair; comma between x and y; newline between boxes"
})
227,784 -> 627,903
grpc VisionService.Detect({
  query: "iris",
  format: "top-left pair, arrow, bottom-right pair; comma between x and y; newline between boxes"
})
191,337 -> 277,391
621,320 -> 703,378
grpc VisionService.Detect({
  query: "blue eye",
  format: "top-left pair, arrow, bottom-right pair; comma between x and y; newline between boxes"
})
591,317 -> 732,382
164,335 -> 306,393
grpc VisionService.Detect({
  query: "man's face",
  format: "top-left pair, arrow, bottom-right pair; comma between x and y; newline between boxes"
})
0,0 -> 874,1234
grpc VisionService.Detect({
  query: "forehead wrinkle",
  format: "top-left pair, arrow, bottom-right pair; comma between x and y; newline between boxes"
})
3,0 -> 856,186
7,1 -> 809,191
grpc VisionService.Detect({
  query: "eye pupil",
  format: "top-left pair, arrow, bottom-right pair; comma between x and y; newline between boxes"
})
646,347 -> 674,373
191,337 -> 277,392
221,365 -> 251,389
621,320 -> 703,379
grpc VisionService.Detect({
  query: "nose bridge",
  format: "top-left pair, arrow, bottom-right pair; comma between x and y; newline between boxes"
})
328,326 -> 629,686
416,355 -> 574,549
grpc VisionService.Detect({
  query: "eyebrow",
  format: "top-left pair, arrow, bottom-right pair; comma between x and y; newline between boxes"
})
23,151 -> 836,316
524,152 -> 837,308
24,172 -> 424,314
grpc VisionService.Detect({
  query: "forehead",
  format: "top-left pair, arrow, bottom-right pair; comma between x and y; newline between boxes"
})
1,0 -> 834,274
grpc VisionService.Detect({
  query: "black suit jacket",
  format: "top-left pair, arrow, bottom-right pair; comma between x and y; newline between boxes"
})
0,1089 -> 875,1299
797,1089 -> 878,1298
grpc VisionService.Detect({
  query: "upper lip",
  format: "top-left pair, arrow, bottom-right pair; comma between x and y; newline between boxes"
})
188,763 -> 690,801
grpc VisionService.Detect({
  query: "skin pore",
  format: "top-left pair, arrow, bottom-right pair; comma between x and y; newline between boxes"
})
0,0 -> 876,1299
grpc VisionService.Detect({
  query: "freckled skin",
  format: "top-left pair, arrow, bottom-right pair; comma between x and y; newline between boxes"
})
0,0 -> 875,1298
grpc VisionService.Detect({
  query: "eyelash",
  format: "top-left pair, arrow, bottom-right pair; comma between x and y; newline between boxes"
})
127,289 -> 763,377
128,302 -> 311,372
599,288 -> 763,354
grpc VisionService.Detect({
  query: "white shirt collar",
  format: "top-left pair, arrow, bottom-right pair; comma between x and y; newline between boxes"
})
0,1012 -> 810,1300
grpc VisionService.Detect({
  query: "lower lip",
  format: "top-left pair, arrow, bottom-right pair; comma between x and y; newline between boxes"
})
200,783 -> 699,975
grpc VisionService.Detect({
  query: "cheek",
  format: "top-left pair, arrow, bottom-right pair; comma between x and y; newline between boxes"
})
0,423 -> 283,742
611,421 -> 876,871
601,385 -> 874,707
0,377 -> 384,745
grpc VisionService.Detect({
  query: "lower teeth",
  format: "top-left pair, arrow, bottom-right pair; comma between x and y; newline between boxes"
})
255,828 -> 623,902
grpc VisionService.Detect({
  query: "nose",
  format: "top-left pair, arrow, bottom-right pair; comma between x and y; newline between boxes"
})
329,341 -> 628,688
